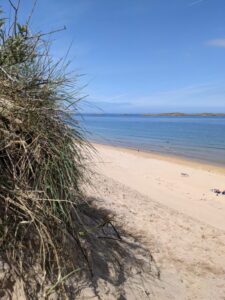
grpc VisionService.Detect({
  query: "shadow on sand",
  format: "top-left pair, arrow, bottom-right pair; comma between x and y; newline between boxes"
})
0,196 -> 160,300
69,196 -> 160,299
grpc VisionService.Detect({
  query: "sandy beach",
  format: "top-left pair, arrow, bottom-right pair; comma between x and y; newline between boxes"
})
84,143 -> 225,299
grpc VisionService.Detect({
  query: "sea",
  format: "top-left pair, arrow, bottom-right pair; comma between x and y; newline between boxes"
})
78,114 -> 225,166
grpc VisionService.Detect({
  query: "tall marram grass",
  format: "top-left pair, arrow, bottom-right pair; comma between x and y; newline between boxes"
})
0,3 -> 94,298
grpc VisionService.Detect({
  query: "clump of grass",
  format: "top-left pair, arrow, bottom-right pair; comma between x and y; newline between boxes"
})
0,2 -> 94,298
0,3 -> 159,299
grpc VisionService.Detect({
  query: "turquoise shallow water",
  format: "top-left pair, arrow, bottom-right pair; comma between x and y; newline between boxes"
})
79,114 -> 225,166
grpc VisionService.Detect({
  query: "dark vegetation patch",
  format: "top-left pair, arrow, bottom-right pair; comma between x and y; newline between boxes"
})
0,2 -> 158,298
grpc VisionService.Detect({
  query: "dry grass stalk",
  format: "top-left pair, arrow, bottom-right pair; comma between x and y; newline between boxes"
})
0,2 -> 95,298
0,3 -> 158,299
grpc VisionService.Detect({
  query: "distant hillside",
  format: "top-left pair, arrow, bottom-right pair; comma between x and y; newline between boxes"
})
83,113 -> 225,117
142,112 -> 225,117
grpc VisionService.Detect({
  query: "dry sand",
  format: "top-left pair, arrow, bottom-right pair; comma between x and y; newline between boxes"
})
83,143 -> 225,300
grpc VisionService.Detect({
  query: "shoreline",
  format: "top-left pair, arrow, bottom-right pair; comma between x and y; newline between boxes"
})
91,142 -> 225,231
92,141 -> 225,174
87,142 -> 225,298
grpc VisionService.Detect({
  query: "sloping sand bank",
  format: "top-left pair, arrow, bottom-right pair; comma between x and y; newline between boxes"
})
83,143 -> 225,299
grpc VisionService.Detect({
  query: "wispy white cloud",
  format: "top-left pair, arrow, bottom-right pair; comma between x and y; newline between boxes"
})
81,80 -> 225,113
121,80 -> 225,110
206,39 -> 225,48
84,80 -> 225,113
189,0 -> 205,7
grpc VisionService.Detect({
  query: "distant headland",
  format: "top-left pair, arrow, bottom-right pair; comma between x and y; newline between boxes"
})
83,112 -> 225,117
142,112 -> 225,117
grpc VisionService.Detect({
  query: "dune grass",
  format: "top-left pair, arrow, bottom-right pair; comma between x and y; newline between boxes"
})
0,3 -> 96,298
0,3 -> 160,299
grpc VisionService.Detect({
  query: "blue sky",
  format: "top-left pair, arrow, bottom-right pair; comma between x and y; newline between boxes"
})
2,0 -> 225,113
